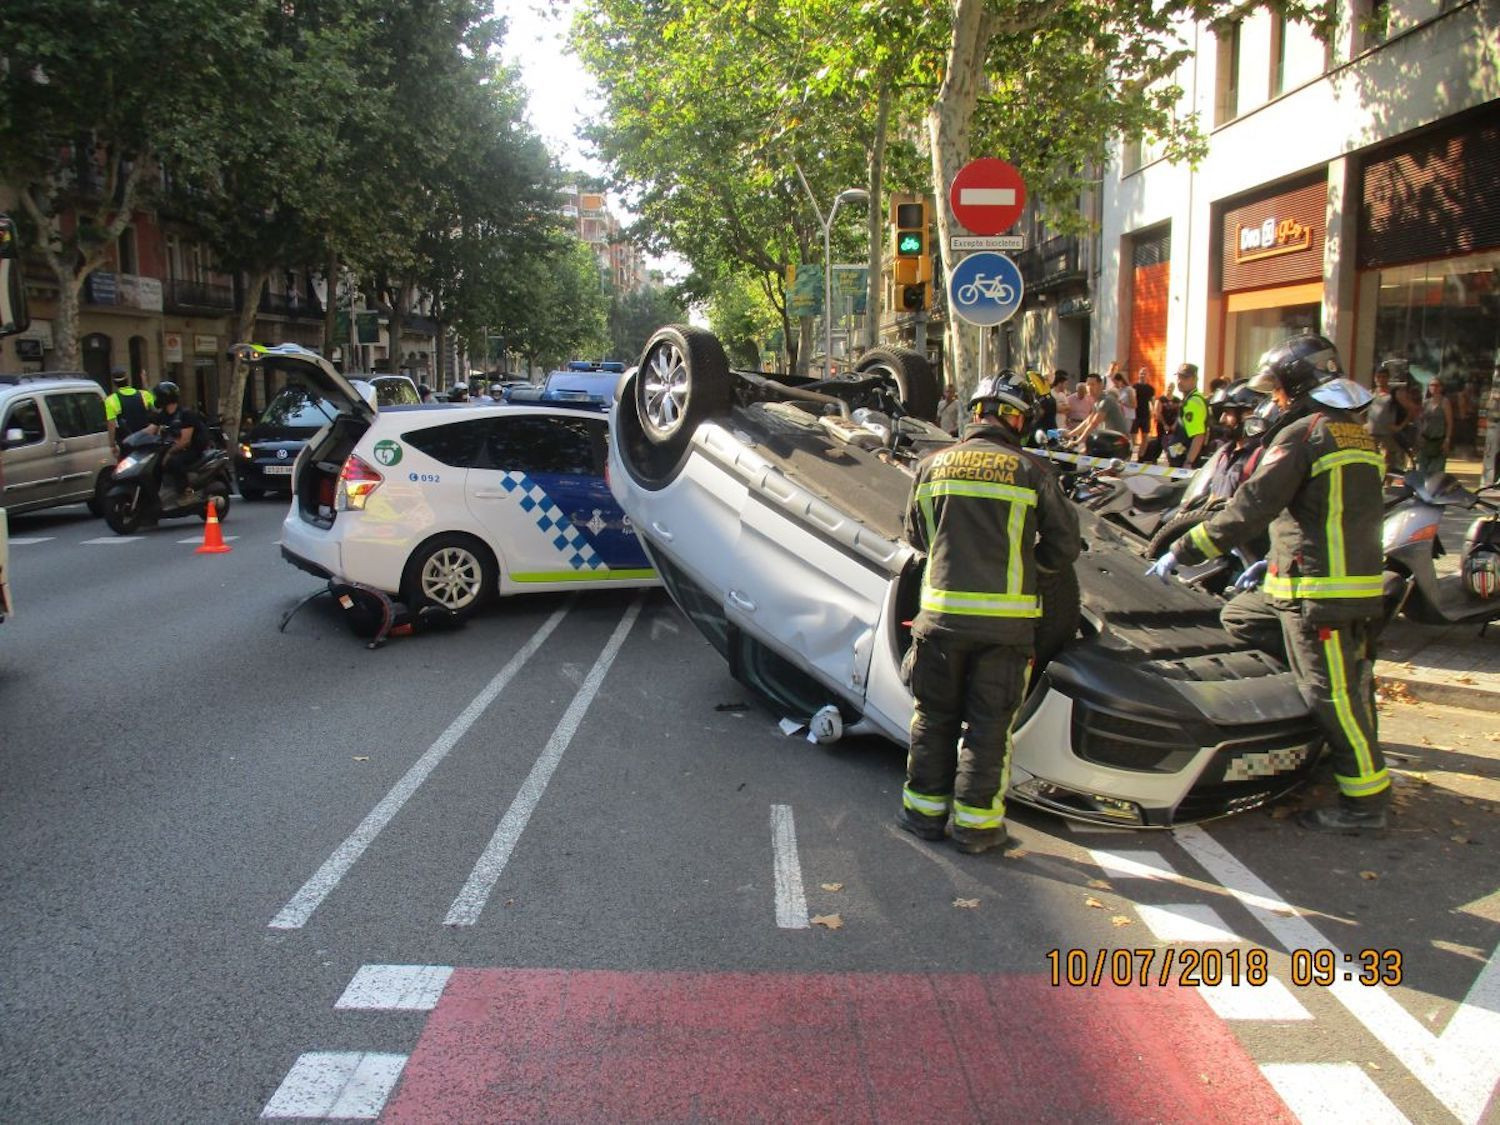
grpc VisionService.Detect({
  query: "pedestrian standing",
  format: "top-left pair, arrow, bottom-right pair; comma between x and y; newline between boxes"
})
1064,375 -> 1094,426
103,366 -> 156,455
1415,379 -> 1453,478
936,384 -> 961,435
1110,366 -> 1135,418
1483,362 -> 1500,488
1163,362 -> 1208,468
1065,372 -> 1127,446
899,371 -> 1081,854
1365,368 -> 1403,474
1131,366 -> 1155,460
1148,334 -> 1389,832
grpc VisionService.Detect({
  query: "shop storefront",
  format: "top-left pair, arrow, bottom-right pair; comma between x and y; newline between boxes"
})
1217,176 -> 1326,382
1355,103 -> 1500,452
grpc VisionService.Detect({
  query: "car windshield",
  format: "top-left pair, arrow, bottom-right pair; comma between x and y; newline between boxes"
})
259,384 -> 339,428
369,377 -> 420,407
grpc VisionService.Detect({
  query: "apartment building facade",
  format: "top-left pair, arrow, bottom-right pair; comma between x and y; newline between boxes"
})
560,185 -> 647,292
1098,0 -> 1499,394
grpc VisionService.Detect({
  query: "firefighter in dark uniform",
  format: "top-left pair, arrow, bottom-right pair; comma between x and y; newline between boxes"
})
899,372 -> 1081,854
1147,334 -> 1389,832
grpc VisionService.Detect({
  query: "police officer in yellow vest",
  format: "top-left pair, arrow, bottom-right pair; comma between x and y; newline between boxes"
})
1147,334 -> 1390,832
900,371 -> 1081,854
104,366 -> 156,456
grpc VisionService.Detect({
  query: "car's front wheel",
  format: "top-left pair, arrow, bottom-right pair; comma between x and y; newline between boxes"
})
402,534 -> 496,618
636,325 -> 733,459
854,346 -> 939,422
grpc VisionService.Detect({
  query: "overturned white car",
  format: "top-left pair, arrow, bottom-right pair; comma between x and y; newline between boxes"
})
609,326 -> 1322,826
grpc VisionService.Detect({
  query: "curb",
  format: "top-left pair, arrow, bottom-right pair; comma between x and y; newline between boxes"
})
1375,662 -> 1500,710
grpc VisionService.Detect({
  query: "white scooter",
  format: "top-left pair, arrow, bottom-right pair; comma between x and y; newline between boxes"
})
1382,473 -> 1500,628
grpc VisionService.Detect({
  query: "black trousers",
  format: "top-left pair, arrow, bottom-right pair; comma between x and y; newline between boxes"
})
903,632 -> 1031,830
1221,591 -> 1389,800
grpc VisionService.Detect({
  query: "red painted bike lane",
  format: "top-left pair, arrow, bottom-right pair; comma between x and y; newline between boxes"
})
383,969 -> 1292,1122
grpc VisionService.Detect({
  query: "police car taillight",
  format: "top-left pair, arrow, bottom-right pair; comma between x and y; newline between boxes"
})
336,453 -> 383,511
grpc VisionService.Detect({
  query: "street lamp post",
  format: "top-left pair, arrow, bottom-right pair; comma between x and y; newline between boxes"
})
796,166 -> 868,378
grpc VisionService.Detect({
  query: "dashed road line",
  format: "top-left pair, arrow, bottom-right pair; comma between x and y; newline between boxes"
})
444,595 -> 643,926
770,804 -> 809,929
1134,902 -> 1245,944
335,965 -> 452,1011
261,1051 -> 407,1119
6,537 -> 55,545
1197,976 -> 1312,1022
1087,847 -> 1182,881
269,602 -> 572,929
80,536 -> 142,545
176,534 -> 240,544
1260,1063 -> 1410,1123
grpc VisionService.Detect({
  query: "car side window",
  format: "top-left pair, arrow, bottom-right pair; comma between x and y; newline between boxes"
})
480,415 -> 598,475
4,399 -> 45,445
402,418 -> 489,467
47,392 -> 107,438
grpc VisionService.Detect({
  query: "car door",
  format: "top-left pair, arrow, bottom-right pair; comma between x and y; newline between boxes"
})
466,411 -> 651,590
43,390 -> 111,503
1,397 -> 60,510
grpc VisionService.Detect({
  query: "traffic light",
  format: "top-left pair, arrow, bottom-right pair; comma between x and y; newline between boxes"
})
900,283 -> 928,311
890,194 -> 932,290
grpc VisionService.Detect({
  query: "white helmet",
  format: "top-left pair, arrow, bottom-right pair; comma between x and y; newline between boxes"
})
1309,376 -> 1374,410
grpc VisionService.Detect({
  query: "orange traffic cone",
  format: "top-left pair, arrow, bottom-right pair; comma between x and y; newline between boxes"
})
196,498 -> 232,554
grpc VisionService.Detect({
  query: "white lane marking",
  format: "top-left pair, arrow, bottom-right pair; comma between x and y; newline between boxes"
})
1178,824 -> 1500,1124
260,1051 -> 407,1119
770,804 -> 809,929
177,534 -> 240,543
81,536 -> 142,544
1199,976 -> 1312,1021
1087,848 -> 1182,881
335,964 -> 453,1011
269,603 -> 572,929
444,596 -> 643,926
958,187 -> 1017,208
7,537 -> 55,545
1260,1063 -> 1410,1124
1134,903 -> 1244,944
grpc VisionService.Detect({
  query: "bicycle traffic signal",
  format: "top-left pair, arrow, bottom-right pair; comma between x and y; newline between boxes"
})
890,194 -> 932,289
900,283 -> 928,311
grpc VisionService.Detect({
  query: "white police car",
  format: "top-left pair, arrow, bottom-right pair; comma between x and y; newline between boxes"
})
234,343 -> 658,617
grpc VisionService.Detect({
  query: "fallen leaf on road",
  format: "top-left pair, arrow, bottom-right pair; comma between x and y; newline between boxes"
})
1455,676 -> 1477,685
1452,818 -> 1468,826
1084,896 -> 1106,909
1451,835 -> 1471,845
1359,870 -> 1379,880
1367,1062 -> 1382,1071
1110,915 -> 1132,927
1009,849 -> 1029,858
1087,878 -> 1112,890
821,883 -> 844,892
953,898 -> 980,909
811,914 -> 843,930
352,756 -> 370,762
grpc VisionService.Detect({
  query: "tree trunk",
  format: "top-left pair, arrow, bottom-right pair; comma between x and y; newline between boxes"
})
434,319 -> 447,388
322,243 -> 339,358
52,279 -> 84,372
865,80 -> 892,351
221,265 -> 270,445
383,281 -> 410,375
927,0 -> 995,400
796,317 -> 814,378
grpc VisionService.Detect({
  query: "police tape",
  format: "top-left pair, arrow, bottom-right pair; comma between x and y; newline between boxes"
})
1040,449 -> 1198,481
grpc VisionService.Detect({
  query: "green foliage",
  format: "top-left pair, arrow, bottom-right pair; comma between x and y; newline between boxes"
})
706,275 -> 781,369
503,240 -> 611,371
610,285 -> 689,365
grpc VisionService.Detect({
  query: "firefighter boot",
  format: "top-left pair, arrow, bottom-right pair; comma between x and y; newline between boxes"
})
1297,792 -> 1389,834
951,825 -> 1008,855
897,808 -> 947,841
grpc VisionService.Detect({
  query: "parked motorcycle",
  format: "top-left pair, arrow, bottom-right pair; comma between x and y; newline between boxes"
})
1382,473 -> 1500,627
102,429 -> 233,535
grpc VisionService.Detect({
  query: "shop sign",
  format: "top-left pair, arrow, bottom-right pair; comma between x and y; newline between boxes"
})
1236,216 -> 1313,264
1057,295 -> 1093,319
17,318 -> 53,350
165,331 -> 184,362
119,274 -> 164,312
194,333 -> 218,354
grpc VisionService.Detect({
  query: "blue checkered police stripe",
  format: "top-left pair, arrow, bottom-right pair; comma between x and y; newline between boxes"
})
500,472 -> 604,570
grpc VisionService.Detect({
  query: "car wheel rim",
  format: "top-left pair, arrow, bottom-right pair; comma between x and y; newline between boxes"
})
421,547 -> 482,610
643,342 -> 688,434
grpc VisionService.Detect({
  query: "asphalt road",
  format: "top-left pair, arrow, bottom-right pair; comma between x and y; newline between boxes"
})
1,497 -> 1496,1122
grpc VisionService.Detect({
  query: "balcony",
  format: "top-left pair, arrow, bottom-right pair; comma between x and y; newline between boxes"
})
1014,234 -> 1087,295
163,278 -> 235,314
258,289 -> 321,319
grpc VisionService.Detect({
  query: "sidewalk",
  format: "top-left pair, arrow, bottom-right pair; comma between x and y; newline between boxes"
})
1376,616 -> 1500,709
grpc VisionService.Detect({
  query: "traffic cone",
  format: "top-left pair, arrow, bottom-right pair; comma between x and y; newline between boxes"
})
196,498 -> 232,554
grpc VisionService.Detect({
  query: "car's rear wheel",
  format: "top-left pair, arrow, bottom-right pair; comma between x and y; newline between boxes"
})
636,325 -> 733,460
402,534 -> 496,618
854,346 -> 939,422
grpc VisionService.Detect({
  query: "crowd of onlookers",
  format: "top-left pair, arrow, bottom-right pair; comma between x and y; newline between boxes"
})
1366,359 -> 1500,486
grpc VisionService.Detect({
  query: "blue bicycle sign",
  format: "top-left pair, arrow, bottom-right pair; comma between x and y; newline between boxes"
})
947,251 -> 1024,327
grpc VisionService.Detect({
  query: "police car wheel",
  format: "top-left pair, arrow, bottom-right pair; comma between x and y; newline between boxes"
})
854,346 -> 938,422
636,325 -> 732,453
403,534 -> 495,617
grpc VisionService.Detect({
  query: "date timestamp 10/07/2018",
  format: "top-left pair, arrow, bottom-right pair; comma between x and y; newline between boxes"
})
1045,947 -> 1404,988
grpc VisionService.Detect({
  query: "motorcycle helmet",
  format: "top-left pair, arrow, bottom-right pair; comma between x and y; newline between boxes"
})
153,380 -> 180,406
969,369 -> 1038,427
1243,396 -> 1281,438
1248,332 -> 1342,399
1310,376 -> 1374,410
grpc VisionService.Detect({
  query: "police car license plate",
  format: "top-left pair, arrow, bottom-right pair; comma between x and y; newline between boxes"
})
264,465 -> 293,476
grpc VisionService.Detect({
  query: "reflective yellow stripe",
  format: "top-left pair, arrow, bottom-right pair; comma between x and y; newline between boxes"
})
1323,630 -> 1388,797
1189,521 -> 1222,560
920,587 -> 1040,617
1326,461 -> 1346,578
1262,573 -> 1382,599
1310,450 -> 1385,476
510,568 -> 656,583
953,798 -> 1005,830
1006,498 -> 1026,595
903,788 -> 950,816
915,480 -> 1038,506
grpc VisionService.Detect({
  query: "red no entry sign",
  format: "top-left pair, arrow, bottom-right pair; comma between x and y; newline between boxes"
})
949,158 -> 1027,236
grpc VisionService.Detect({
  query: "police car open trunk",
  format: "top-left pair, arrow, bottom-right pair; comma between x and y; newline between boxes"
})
296,415 -> 374,528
